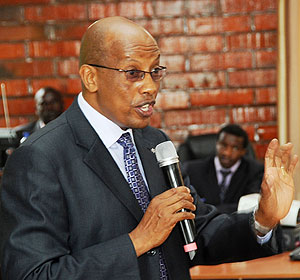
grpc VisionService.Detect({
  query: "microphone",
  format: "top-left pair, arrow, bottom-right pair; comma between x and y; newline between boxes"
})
155,141 -> 197,260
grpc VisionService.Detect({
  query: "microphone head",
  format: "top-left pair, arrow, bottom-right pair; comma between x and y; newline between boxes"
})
155,141 -> 179,167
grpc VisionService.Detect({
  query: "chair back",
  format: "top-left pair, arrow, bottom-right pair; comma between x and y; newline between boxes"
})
177,133 -> 256,162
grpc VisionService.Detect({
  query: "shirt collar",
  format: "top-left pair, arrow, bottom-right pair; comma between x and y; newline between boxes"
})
214,156 -> 241,173
77,92 -> 134,148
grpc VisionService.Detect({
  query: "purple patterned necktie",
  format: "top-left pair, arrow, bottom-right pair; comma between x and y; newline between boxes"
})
117,133 -> 168,280
219,170 -> 231,202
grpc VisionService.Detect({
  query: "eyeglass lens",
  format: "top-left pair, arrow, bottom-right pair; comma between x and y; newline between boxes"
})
125,68 -> 165,82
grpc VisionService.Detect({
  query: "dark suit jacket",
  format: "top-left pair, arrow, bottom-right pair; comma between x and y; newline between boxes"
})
183,156 -> 264,213
0,98 -> 281,280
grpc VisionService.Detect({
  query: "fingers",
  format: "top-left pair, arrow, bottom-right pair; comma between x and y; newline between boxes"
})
264,138 -> 278,170
153,186 -> 196,215
288,154 -> 299,176
130,186 -> 196,256
265,139 -> 297,172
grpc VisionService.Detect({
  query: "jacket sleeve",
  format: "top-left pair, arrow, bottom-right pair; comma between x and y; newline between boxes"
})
182,168 -> 283,267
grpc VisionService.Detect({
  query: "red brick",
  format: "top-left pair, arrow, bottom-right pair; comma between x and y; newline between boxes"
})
255,50 -> 277,67
0,98 -> 35,115
223,16 -> 251,32
188,17 -> 223,35
25,4 -> 87,22
226,32 -> 277,50
88,3 -> 118,18
190,89 -> 254,106
163,72 -> 225,89
28,41 -> 80,58
31,79 -> 67,94
255,87 -> 277,104
188,16 -> 250,35
189,127 -> 220,136
63,96 -> 75,110
160,55 -> 185,72
89,2 -> 154,19
57,59 -> 79,76
0,43 -> 25,59
244,125 -> 255,141
1,61 -> 54,78
190,52 -> 252,71
187,0 -> 218,15
119,1 -> 154,17
149,111 -> 162,128
255,143 -> 270,160
54,24 -> 89,40
137,18 -> 184,36
162,128 -> 189,143
155,1 -> 184,16
257,125 -> 278,140
228,69 -> 276,87
31,78 -> 81,95
0,26 -> 46,41
156,91 -> 189,110
0,0 -> 50,5
230,106 -> 277,123
159,36 -> 223,54
221,0 -> 277,13
254,13 -> 277,31
165,109 -> 227,126
0,117 -> 33,128
66,78 -> 81,94
0,80 -> 28,97
159,37 -> 188,54
188,36 -> 223,52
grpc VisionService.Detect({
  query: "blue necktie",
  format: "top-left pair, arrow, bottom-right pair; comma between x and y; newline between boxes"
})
117,133 -> 168,280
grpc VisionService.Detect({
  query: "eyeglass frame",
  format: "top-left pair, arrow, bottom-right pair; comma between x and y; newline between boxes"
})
87,63 -> 167,82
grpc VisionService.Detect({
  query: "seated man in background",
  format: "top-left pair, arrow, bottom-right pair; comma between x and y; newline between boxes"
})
14,86 -> 64,143
183,124 -> 264,213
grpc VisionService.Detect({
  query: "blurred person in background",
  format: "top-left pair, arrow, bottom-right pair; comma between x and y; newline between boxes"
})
14,86 -> 64,143
183,124 -> 264,213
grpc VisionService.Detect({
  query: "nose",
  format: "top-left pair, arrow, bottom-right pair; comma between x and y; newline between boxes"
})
139,72 -> 160,96
222,146 -> 233,156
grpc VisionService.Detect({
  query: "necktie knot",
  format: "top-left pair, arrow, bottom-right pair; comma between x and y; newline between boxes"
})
117,132 -> 133,149
220,170 -> 231,178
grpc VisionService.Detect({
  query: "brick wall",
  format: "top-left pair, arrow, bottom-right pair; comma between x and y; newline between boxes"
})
0,0 -> 278,160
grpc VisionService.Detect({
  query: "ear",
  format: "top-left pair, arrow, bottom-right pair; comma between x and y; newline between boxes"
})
79,65 -> 98,92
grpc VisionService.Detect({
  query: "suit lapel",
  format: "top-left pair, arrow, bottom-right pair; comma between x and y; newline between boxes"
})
133,130 -> 168,199
66,99 -> 144,222
207,158 -> 221,204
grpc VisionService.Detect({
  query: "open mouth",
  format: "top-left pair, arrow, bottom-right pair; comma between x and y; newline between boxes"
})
135,101 -> 155,117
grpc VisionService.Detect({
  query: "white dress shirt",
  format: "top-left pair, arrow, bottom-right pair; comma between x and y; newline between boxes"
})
77,92 -> 149,188
214,156 -> 241,188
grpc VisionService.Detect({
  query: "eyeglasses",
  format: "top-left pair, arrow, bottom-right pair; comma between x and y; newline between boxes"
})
87,64 -> 167,82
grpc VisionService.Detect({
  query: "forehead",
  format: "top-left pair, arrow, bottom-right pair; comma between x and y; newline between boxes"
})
107,28 -> 160,64
41,92 -> 61,102
218,132 -> 244,146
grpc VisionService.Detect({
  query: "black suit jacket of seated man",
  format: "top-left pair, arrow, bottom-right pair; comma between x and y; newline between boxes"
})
183,155 -> 264,214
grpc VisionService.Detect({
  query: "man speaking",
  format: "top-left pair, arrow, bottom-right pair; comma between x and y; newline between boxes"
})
0,16 -> 298,280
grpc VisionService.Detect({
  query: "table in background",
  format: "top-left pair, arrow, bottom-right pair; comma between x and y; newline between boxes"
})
190,251 -> 300,279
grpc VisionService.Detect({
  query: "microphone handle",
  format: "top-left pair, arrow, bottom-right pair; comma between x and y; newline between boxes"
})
161,163 -> 197,258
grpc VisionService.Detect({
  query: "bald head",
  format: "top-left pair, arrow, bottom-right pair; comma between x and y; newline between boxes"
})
79,16 -> 157,67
